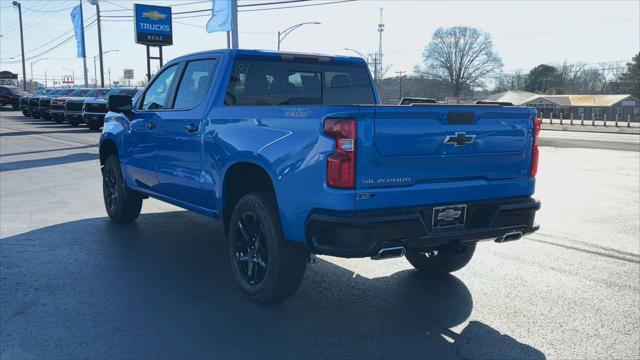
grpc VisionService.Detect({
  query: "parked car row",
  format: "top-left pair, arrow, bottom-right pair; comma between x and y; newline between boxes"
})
17,87 -> 140,131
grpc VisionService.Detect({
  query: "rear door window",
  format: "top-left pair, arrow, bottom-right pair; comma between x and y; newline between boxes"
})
225,58 -> 375,106
173,59 -> 217,109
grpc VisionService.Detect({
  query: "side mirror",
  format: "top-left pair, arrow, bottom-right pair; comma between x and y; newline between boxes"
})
107,94 -> 132,112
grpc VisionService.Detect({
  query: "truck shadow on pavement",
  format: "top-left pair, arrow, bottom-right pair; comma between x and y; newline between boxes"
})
0,210 -> 545,360
0,152 -> 98,172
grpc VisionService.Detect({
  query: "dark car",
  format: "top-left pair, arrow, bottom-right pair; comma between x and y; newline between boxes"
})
0,86 -> 25,110
64,88 -> 110,126
50,88 -> 88,123
19,89 -> 45,116
84,87 -> 140,130
37,88 -> 74,120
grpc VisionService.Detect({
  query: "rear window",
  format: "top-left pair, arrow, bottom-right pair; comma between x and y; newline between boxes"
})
225,57 -> 375,106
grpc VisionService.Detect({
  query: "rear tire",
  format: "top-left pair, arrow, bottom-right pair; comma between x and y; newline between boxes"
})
405,242 -> 476,275
12,103 -> 19,110
88,121 -> 99,131
228,192 -> 308,302
102,155 -> 143,222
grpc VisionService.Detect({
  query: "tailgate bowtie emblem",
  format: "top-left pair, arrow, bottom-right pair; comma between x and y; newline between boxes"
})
437,209 -> 463,221
444,132 -> 475,147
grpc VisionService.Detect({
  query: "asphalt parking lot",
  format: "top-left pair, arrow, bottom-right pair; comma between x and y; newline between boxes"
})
1,109 -> 639,359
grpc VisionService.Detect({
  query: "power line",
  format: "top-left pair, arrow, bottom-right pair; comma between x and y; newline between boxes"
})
103,0 -> 352,18
240,0 -> 355,12
0,19 -> 97,64
20,4 -> 77,13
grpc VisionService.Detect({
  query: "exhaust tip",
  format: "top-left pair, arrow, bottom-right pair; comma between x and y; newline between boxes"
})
371,246 -> 406,260
495,231 -> 524,243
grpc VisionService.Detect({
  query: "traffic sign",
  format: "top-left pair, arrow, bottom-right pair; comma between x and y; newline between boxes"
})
123,69 -> 134,80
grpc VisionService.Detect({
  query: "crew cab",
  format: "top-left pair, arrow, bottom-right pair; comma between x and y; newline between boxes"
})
100,49 -> 541,302
84,87 -> 140,131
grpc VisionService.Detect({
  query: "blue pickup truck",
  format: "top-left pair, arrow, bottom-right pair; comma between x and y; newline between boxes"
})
100,49 -> 540,302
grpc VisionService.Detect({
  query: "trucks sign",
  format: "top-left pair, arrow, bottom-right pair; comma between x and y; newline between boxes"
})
134,4 -> 172,46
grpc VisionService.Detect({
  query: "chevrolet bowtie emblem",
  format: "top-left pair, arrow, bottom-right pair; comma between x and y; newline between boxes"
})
444,132 -> 475,147
437,209 -> 463,221
142,11 -> 167,21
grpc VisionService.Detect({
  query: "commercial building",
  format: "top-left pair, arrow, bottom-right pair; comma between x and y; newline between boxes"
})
523,94 -> 639,122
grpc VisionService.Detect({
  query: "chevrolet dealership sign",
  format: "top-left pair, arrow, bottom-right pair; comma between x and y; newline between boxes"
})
134,4 -> 173,46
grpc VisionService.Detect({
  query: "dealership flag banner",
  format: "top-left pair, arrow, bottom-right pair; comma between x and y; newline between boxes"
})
206,0 -> 232,33
70,4 -> 86,58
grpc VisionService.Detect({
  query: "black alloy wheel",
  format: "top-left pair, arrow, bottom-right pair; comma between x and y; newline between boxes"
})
103,166 -> 119,214
233,211 -> 269,285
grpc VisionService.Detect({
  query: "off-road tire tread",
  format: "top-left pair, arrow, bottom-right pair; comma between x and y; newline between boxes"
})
103,155 -> 142,223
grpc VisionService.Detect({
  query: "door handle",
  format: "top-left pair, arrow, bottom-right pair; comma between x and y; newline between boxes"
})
185,124 -> 199,133
147,122 -> 156,130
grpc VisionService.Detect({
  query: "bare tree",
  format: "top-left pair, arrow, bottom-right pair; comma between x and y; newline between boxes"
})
419,26 -> 503,97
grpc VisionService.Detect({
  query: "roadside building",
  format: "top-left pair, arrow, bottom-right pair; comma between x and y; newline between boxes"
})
483,90 -> 539,105
523,94 -> 639,122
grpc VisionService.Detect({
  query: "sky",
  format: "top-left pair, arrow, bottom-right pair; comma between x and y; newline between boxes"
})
0,0 -> 638,86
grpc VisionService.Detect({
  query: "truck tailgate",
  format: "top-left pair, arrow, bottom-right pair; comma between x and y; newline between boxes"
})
355,105 -> 536,209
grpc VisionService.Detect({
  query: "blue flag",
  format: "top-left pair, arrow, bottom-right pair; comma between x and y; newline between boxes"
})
206,0 -> 232,33
70,4 -> 86,58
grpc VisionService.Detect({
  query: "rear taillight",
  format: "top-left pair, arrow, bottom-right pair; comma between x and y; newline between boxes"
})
324,118 -> 356,189
530,117 -> 541,177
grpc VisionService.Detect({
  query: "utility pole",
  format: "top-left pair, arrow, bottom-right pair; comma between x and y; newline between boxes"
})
108,68 -> 111,87
12,1 -> 27,91
92,0 -> 105,87
372,54 -> 379,82
230,0 -> 239,49
377,7 -> 384,82
395,71 -> 406,100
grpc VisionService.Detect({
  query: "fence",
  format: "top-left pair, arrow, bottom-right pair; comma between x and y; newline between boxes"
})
540,113 -> 640,128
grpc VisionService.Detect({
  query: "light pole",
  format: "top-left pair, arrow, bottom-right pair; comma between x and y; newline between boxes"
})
346,48 -> 376,80
90,0 -> 106,87
93,50 -> 118,87
44,69 -> 48,88
12,1 -> 27,91
345,48 -> 369,63
63,67 -> 75,86
277,22 -> 320,51
30,58 -> 47,90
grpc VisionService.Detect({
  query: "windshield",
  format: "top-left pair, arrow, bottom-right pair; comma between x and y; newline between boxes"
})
9,87 -> 25,95
69,89 -> 91,97
84,88 -> 110,97
107,88 -> 138,97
